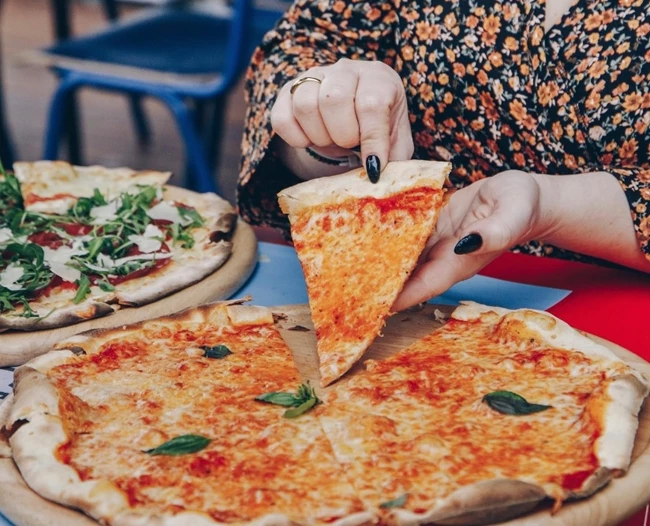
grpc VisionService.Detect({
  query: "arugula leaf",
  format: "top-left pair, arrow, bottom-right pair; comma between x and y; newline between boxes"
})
86,237 -> 104,260
380,493 -> 408,509
178,206 -> 204,227
144,434 -> 211,456
73,274 -> 91,304
97,279 -> 115,292
482,391 -> 552,416
256,382 -> 321,418
201,344 -> 233,359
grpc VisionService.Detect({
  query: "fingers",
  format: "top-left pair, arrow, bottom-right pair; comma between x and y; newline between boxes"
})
319,66 -> 361,150
271,83 -> 311,148
291,73 -> 333,148
393,239 -> 497,311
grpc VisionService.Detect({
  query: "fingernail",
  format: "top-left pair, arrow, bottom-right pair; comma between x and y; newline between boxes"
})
366,155 -> 380,184
454,233 -> 483,255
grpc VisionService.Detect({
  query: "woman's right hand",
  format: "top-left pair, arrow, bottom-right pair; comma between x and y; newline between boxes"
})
270,59 -> 414,179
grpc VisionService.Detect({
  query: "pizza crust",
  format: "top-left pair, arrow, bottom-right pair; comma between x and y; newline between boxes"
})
277,160 -> 450,215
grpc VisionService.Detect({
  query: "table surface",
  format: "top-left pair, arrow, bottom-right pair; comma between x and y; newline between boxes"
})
1,233 -> 649,526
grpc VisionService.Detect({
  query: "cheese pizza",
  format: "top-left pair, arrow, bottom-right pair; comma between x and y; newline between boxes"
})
278,160 -> 450,386
1,300 -> 647,526
0,161 -> 235,331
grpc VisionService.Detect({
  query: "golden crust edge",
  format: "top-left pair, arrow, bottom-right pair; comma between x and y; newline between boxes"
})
277,160 -> 450,216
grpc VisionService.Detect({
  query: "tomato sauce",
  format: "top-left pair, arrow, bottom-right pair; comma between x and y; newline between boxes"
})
107,243 -> 171,285
55,223 -> 93,236
24,192 -> 76,205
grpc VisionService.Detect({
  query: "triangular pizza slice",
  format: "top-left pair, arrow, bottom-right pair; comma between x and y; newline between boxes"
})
278,160 -> 450,386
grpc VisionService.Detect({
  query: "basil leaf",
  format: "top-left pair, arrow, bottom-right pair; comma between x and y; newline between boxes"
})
255,392 -> 301,407
284,396 -> 317,418
256,382 -> 321,417
380,493 -> 408,509
201,344 -> 232,359
483,391 -> 552,415
73,274 -> 91,304
144,434 -> 211,456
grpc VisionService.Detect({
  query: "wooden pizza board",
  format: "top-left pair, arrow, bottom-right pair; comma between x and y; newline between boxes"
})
0,304 -> 649,526
0,187 -> 258,368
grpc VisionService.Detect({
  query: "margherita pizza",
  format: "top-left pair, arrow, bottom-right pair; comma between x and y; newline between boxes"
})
1,300 -> 647,525
278,160 -> 450,386
0,161 -> 235,331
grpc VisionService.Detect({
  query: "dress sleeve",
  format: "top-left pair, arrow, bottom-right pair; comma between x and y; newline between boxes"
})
606,167 -> 650,262
237,0 -> 401,232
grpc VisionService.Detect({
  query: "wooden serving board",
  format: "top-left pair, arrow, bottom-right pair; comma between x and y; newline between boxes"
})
0,187 -> 258,367
0,304 -> 649,526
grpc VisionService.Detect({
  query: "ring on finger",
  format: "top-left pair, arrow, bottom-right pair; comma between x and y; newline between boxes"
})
290,76 -> 322,95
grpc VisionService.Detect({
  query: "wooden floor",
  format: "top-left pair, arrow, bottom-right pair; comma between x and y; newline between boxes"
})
0,0 -> 247,203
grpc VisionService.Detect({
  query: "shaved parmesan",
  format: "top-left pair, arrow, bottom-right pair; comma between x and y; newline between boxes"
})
113,252 -> 172,267
90,200 -> 121,225
128,224 -> 164,254
0,264 -> 24,291
0,227 -> 13,245
146,201 -> 191,225
43,245 -> 88,283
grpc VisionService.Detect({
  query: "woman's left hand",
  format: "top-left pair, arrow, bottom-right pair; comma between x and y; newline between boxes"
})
393,170 -> 551,311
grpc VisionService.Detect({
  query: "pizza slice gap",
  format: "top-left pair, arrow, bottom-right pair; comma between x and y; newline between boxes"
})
278,160 -> 450,386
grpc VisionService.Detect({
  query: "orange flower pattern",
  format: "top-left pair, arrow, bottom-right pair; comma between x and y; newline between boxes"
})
238,0 -> 650,264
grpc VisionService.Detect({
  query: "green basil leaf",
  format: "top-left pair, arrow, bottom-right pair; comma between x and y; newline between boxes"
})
380,493 -> 408,509
73,274 -> 91,304
256,382 -> 320,417
201,344 -> 232,359
283,396 -> 317,418
255,392 -> 301,407
144,434 -> 211,456
483,391 -> 552,415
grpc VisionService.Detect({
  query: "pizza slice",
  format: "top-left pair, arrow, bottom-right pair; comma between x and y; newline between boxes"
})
278,160 -> 450,386
322,301 -> 650,523
12,161 -> 171,214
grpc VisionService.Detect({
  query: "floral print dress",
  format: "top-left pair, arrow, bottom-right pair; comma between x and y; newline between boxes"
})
238,0 -> 650,264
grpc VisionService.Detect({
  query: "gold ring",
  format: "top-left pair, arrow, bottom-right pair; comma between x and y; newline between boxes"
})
290,76 -> 322,95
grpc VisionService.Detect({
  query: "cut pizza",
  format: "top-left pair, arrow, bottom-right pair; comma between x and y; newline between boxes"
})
278,160 -> 450,386
0,161 -> 236,331
0,300 -> 648,525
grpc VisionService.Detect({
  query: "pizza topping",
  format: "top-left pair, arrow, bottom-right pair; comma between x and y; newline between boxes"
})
127,224 -> 164,254
201,345 -> 233,359
379,493 -> 408,509
42,244 -> 88,284
482,390 -> 553,416
146,201 -> 185,225
89,199 -> 120,225
73,274 -> 91,304
143,434 -> 212,456
256,383 -> 321,418
0,263 -> 25,291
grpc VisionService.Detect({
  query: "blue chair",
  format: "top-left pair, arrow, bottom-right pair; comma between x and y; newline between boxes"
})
38,2 -> 284,194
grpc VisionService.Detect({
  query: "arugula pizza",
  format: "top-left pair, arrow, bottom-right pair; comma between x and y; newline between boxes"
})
0,161 -> 235,331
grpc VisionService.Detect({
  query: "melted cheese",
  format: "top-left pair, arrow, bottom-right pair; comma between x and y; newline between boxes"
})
288,187 -> 444,386
146,201 -> 183,224
128,225 -> 164,254
49,318 -> 367,524
324,318 -> 622,508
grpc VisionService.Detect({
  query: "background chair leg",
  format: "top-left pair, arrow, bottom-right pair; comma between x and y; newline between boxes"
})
63,91 -> 83,164
159,94 -> 219,195
206,96 -> 226,175
44,76 -> 82,161
128,95 -> 151,147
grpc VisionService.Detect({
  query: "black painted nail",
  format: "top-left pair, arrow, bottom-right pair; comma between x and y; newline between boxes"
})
454,233 -> 483,255
366,155 -> 380,184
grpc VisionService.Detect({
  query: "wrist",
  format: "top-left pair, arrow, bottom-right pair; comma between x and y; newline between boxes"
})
529,172 -> 563,242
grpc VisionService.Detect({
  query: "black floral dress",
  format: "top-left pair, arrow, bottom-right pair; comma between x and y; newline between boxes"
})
238,0 -> 650,263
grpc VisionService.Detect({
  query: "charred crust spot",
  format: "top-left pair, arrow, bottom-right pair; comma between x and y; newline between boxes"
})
210,229 -> 234,244
5,418 -> 29,438
272,313 -> 288,323
70,346 -> 87,356
287,325 -> 310,332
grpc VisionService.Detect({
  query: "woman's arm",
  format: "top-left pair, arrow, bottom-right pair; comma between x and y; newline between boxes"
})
393,170 -> 650,311
535,171 -> 650,272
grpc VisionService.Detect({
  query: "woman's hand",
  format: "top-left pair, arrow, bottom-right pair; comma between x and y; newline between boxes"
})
394,171 -> 549,311
271,59 -> 414,179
